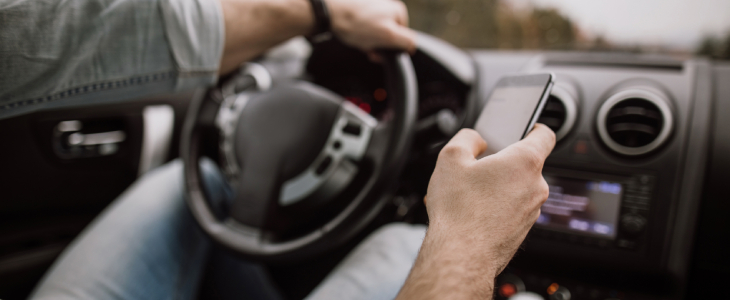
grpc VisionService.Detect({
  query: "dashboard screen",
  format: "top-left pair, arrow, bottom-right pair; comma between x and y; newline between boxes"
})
536,176 -> 623,239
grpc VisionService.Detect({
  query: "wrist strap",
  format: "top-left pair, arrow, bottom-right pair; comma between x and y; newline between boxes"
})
308,0 -> 331,41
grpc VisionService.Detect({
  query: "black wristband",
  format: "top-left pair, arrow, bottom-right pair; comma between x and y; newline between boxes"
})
308,0 -> 331,39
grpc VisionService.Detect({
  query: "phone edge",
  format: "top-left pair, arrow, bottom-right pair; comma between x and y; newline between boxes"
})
521,73 -> 555,139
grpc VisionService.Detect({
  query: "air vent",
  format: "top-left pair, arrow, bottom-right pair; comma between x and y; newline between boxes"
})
538,96 -> 565,131
596,88 -> 673,156
538,85 -> 577,141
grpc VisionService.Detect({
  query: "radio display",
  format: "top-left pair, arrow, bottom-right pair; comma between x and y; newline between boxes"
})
536,175 -> 623,239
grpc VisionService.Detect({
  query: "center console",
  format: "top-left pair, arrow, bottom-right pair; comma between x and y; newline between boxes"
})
536,170 -> 654,252
470,52 -> 715,300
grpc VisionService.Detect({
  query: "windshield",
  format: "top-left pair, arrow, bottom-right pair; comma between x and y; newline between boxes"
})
404,0 -> 730,60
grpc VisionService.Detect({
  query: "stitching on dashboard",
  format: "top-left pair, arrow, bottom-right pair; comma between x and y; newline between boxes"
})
0,71 -> 177,111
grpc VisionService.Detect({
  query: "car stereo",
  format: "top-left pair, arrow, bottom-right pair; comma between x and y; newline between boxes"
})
532,170 -> 656,251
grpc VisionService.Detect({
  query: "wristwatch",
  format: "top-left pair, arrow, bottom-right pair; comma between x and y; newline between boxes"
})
308,0 -> 332,42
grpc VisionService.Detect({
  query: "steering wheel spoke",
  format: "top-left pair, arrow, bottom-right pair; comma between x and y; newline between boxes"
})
278,101 -> 378,206
228,155 -> 282,228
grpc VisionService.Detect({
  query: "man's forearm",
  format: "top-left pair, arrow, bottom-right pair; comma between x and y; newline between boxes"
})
218,0 -> 313,75
396,225 -> 498,299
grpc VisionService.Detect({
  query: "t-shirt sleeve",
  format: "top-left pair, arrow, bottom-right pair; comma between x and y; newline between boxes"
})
159,0 -> 225,88
0,0 -> 225,120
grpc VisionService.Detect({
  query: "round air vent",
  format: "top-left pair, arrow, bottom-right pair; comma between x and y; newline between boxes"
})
596,88 -> 673,156
538,84 -> 577,141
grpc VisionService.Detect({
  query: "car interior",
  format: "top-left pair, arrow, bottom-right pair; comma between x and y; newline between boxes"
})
2,4 -> 730,300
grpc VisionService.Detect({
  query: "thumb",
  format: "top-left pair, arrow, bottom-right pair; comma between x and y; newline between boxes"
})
439,129 -> 488,163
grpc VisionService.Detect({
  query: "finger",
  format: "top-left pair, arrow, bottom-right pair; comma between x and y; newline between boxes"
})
520,123 -> 557,159
367,51 -> 383,63
393,1 -> 409,27
385,24 -> 417,54
497,123 -> 556,165
439,129 -> 488,162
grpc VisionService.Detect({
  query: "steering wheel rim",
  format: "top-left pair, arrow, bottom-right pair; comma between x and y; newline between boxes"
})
181,50 -> 417,262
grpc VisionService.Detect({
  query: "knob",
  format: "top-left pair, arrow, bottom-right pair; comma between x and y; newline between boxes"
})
509,292 -> 544,300
548,283 -> 571,300
620,214 -> 646,235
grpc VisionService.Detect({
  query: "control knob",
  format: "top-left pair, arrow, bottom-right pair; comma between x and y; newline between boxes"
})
620,214 -> 646,236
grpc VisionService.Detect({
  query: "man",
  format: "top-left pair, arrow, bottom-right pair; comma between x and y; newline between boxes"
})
1,0 -> 554,298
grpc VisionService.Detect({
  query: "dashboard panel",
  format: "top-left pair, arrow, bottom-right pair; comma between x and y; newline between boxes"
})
300,34 -> 724,298
466,51 -> 717,300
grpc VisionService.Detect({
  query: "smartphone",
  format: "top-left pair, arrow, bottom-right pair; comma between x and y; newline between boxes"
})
474,73 -> 554,158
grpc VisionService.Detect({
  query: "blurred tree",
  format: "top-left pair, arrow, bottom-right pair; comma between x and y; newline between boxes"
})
590,36 -> 612,52
523,8 -> 576,49
494,2 -> 524,49
403,0 -> 500,48
403,0 -> 577,50
720,32 -> 730,60
696,32 -> 730,60
697,36 -> 720,57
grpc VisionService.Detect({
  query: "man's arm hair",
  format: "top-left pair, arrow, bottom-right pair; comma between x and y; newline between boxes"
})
218,0 -> 314,75
397,226 -> 499,299
395,126 -> 555,299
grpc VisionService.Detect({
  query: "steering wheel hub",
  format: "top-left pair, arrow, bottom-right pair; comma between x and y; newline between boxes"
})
230,83 -> 341,227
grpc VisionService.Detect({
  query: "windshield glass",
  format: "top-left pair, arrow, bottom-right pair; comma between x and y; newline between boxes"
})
404,0 -> 730,60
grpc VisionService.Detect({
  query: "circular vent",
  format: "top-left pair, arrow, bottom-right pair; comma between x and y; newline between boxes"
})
596,88 -> 673,156
537,85 -> 577,141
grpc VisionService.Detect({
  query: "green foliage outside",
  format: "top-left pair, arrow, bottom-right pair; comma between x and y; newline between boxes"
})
696,33 -> 730,60
403,0 -> 582,50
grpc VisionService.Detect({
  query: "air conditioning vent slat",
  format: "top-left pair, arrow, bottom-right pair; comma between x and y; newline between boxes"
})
538,117 -> 564,129
596,89 -> 673,156
608,106 -> 662,120
609,123 -> 657,135
543,101 -> 565,113
538,95 -> 567,134
537,86 -> 578,142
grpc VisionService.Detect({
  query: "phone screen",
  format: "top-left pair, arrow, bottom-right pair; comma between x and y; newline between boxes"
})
474,73 -> 553,158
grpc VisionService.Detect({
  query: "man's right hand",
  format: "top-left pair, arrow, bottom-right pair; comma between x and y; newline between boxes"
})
397,124 -> 556,299
219,0 -> 415,75
327,0 -> 416,56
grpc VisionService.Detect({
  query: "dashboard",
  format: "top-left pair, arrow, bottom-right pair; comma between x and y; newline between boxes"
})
298,34 -> 727,299
471,52 -> 719,300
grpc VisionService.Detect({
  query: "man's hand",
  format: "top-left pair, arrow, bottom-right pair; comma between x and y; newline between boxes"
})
397,124 -> 556,299
328,0 -> 416,57
218,0 -> 415,75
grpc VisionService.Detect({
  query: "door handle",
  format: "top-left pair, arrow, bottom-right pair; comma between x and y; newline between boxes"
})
67,130 -> 126,146
54,120 -> 127,158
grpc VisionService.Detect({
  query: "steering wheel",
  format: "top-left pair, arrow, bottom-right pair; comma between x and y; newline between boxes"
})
181,50 -> 417,262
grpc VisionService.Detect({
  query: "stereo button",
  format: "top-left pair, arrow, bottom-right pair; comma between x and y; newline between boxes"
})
620,214 -> 647,236
617,239 -> 636,249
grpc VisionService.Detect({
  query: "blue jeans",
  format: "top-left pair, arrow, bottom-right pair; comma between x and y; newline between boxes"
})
29,160 -> 426,300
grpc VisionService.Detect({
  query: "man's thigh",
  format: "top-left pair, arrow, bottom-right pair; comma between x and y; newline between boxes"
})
30,160 -> 209,300
306,223 -> 427,300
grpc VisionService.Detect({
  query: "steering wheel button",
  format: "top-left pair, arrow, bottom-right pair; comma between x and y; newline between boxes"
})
342,122 -> 362,136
